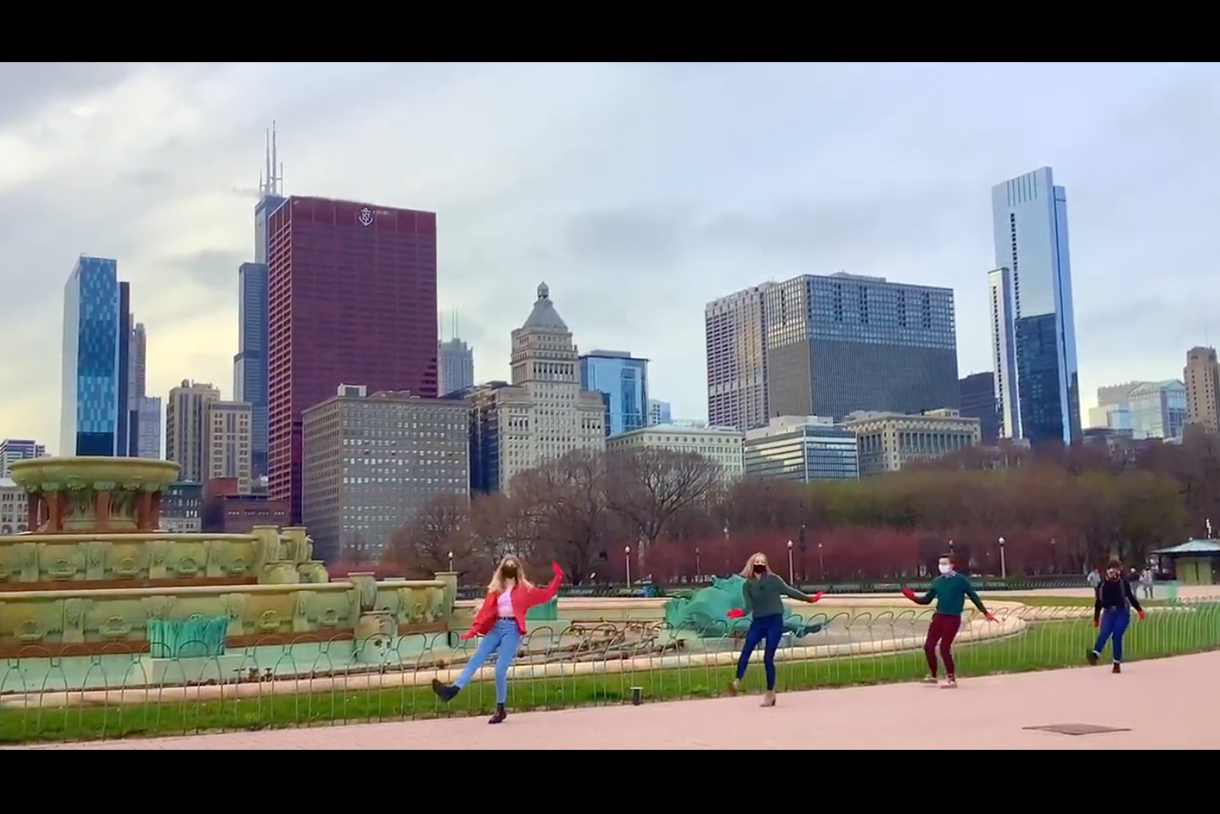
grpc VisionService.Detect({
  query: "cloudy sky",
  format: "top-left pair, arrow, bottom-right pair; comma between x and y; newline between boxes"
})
2,62 -> 1219,453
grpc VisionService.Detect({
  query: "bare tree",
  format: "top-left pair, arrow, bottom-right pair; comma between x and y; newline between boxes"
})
519,450 -> 613,585
606,448 -> 721,553
383,494 -> 472,578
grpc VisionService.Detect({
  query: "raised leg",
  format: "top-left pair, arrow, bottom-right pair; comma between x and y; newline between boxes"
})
455,627 -> 503,689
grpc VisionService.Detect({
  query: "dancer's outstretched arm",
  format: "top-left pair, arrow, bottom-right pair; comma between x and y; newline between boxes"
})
777,577 -> 823,603
964,581 -> 998,622
902,585 -> 936,605
526,562 -> 564,607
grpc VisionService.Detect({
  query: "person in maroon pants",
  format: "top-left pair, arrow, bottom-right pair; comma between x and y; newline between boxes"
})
901,554 -> 996,688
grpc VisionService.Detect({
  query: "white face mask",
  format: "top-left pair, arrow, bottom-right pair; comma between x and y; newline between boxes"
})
938,563 -> 952,575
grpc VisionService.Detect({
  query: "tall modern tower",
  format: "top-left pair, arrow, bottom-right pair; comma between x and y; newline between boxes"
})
234,123 -> 283,480
267,197 -> 439,524
989,167 -> 1082,445
234,262 -> 269,477
61,256 -> 124,457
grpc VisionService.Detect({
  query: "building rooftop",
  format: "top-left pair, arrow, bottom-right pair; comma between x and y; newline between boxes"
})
1153,540 -> 1220,556
521,282 -> 569,332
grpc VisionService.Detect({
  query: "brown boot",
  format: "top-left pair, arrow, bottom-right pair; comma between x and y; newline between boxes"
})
760,691 -> 776,707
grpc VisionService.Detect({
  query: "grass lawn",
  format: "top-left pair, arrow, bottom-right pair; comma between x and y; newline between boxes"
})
3,607 -> 1217,745
1004,596 -> 1169,608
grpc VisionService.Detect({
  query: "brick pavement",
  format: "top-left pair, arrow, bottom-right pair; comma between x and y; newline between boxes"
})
21,650 -> 1220,750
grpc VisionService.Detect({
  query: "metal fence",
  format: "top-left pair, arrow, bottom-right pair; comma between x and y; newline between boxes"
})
455,576 -> 1096,601
2,600 -> 1217,745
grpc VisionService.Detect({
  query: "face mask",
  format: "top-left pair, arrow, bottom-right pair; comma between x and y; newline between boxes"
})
502,565 -> 518,580
752,564 -> 766,575
938,563 -> 952,575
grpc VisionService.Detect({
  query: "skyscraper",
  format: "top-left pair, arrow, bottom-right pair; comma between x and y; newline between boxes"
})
166,380 -> 220,481
989,167 -> 1082,445
468,284 -> 605,494
62,256 -> 124,456
579,349 -> 649,436
1184,346 -> 1220,433
234,262 -> 269,477
234,124 -> 284,480
763,272 -> 959,419
267,196 -> 439,523
205,400 -> 253,493
0,439 -> 46,478
959,372 -> 1000,444
438,338 -> 475,396
706,283 -> 774,431
117,282 -> 132,456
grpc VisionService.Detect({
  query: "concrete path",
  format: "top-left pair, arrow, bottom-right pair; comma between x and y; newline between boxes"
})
21,649 -> 1219,750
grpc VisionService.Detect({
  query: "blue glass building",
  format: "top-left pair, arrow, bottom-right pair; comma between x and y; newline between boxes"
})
989,167 -> 1082,445
579,350 -> 649,437
234,262 -> 269,478
62,256 -> 122,457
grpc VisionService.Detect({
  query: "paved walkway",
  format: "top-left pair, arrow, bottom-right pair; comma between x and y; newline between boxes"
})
23,650 -> 1220,750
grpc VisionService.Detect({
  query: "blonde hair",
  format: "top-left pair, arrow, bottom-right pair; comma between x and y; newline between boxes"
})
488,555 -> 535,593
740,552 -> 770,579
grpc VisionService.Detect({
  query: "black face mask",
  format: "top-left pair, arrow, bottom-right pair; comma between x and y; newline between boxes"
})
752,564 -> 766,575
502,565 -> 518,580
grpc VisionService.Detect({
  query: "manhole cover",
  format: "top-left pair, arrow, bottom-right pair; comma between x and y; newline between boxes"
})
1023,723 -> 1131,736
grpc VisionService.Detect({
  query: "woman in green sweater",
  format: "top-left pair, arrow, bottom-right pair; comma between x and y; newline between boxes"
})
728,553 -> 822,706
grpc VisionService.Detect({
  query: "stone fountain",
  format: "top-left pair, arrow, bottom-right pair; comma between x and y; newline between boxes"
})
0,457 -> 456,690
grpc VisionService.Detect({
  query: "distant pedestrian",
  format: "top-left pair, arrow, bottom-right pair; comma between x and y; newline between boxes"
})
1089,560 -> 1145,674
1140,566 -> 1155,599
431,556 -> 564,724
727,553 -> 823,707
902,553 -> 997,689
1087,568 -> 1102,590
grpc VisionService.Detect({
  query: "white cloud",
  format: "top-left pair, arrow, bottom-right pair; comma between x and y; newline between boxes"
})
2,62 -> 1220,452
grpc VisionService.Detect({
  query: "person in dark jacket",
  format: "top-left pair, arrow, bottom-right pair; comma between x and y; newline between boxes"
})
1089,561 -> 1145,673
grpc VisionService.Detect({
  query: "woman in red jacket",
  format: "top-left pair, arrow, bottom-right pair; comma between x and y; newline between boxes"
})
432,556 -> 563,724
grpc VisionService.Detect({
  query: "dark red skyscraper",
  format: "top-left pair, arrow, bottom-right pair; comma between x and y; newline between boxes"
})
267,196 -> 438,523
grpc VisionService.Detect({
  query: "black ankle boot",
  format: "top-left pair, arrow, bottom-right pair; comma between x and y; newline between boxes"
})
432,678 -> 460,702
488,703 -> 507,724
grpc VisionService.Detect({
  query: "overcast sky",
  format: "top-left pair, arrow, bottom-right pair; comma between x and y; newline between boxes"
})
2,62 -> 1219,454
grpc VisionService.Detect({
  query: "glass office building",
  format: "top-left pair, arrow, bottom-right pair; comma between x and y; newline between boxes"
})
61,256 -> 122,457
743,416 -> 859,482
579,350 -> 649,437
989,167 -> 1082,445
234,262 -> 269,478
764,272 -> 959,420
1092,380 -> 1186,441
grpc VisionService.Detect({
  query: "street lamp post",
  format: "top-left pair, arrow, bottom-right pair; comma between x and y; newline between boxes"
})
998,537 -> 1007,580
448,551 -> 453,572
787,540 -> 795,583
695,547 -> 701,581
1050,538 -> 1057,574
625,546 -> 632,588
817,542 -> 825,580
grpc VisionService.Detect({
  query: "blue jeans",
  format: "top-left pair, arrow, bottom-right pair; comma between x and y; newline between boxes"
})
1094,607 -> 1130,663
455,619 -> 523,703
736,613 -> 785,690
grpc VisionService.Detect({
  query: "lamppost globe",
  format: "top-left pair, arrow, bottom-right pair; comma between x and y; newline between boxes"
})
787,540 -> 793,550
